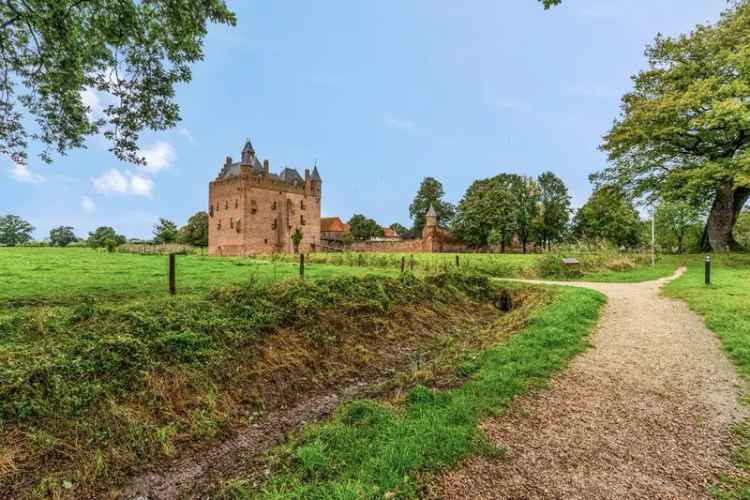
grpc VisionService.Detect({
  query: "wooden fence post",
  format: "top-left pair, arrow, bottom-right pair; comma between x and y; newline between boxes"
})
401,256 -> 405,274
300,253 -> 305,279
410,254 -> 415,271
455,255 -> 460,268
169,253 -> 176,295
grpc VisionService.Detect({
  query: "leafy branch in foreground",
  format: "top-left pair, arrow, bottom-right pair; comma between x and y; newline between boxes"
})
0,1 -> 236,165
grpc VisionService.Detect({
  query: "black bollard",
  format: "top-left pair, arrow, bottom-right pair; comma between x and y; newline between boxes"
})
705,255 -> 711,285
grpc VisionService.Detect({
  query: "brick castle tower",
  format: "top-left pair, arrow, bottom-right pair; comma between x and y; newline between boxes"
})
208,139 -> 322,256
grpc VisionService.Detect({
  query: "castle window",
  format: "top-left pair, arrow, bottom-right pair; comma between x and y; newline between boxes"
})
218,219 -> 222,230
251,200 -> 257,214
230,218 -> 234,229
209,205 -> 214,217
301,215 -> 306,226
236,219 -> 241,233
300,200 -> 305,210
225,200 -> 228,210
264,238 -> 268,244
235,199 -> 239,208
272,219 -> 277,230
272,201 -> 277,210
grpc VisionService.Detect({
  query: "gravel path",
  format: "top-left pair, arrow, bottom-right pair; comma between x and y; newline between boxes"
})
435,269 -> 748,499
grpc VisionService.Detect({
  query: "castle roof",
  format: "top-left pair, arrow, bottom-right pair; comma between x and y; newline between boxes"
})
216,140 -> 320,186
321,217 -> 350,233
311,166 -> 321,181
279,167 -> 304,184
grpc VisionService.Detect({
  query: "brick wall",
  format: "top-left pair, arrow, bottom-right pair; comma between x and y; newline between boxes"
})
209,169 -> 322,256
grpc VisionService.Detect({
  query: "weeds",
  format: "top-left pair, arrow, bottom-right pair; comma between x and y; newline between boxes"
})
0,271 -> 522,498
217,285 -> 605,499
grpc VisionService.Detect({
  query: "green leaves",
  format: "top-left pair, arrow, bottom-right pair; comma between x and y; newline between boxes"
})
598,1 -> 750,250
0,0 -> 236,165
409,177 -> 455,234
573,187 -> 641,248
0,214 -> 34,246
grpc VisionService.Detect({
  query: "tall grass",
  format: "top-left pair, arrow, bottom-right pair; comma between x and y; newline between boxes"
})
0,271 -> 514,498
256,252 -> 540,278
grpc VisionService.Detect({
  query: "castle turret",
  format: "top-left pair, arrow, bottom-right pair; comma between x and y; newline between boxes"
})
425,204 -> 438,228
241,139 -> 255,165
310,165 -> 322,199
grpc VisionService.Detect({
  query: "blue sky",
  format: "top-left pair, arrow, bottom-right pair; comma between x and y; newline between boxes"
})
2,0 -> 728,240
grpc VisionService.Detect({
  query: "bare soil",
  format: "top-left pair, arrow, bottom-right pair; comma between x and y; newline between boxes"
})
433,269 -> 749,499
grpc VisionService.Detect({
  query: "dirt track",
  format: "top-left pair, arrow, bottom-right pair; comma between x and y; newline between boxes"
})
436,269 -> 748,499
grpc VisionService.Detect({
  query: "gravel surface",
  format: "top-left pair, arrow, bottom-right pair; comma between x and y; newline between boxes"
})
434,269 -> 748,499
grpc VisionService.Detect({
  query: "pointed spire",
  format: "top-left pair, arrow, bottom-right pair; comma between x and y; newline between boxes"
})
242,138 -> 255,153
311,165 -> 321,181
426,204 -> 437,217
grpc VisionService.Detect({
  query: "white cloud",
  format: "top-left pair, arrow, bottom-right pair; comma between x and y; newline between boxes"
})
129,174 -> 154,196
91,168 -> 153,197
178,128 -> 195,143
384,116 -> 418,132
141,141 -> 176,173
9,162 -> 45,184
81,196 -> 96,213
80,87 -> 102,118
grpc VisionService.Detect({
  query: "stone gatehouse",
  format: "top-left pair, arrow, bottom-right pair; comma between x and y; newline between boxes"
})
208,139 -> 322,256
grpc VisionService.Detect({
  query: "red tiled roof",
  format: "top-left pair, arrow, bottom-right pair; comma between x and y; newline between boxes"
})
382,227 -> 399,238
321,217 -> 350,233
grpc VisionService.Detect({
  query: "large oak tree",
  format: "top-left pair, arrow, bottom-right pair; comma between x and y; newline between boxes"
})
0,0 -> 235,165
597,1 -> 750,251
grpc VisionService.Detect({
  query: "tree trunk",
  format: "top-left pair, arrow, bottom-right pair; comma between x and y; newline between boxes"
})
701,184 -> 750,251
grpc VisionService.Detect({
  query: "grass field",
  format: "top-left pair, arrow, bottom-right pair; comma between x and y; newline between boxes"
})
0,248 -> 392,306
0,246 -> 728,497
0,248 -> 694,310
0,253 -> 550,498
664,253 -> 750,498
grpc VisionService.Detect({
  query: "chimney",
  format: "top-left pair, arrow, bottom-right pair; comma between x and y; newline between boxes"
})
225,156 -> 233,165
304,168 -> 310,182
263,159 -> 269,176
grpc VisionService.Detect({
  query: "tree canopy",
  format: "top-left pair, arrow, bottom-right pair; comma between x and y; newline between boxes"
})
153,218 -> 178,244
389,222 -> 408,235
49,226 -> 77,247
535,171 -> 571,250
0,1 -> 235,165
573,187 -> 641,247
655,201 -> 704,253
88,226 -> 125,250
409,177 -> 455,234
179,211 -> 208,247
597,1 -> 750,251
539,0 -> 562,8
347,214 -> 384,241
452,174 -> 519,252
0,214 -> 34,246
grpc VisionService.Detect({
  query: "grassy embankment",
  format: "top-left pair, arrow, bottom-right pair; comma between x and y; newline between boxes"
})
216,283 -> 605,498
0,247 -> 544,499
664,253 -> 750,498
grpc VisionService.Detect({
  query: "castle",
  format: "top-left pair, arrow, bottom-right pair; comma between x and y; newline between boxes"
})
208,139 -> 322,256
